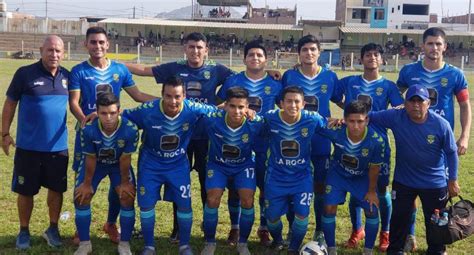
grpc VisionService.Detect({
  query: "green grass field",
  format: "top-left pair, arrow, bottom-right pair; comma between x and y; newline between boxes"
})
0,59 -> 473,254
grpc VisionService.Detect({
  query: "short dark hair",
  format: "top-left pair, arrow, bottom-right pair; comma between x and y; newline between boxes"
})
423,27 -> 446,43
281,86 -> 304,101
161,76 -> 185,95
96,92 -> 119,110
226,87 -> 249,101
185,32 -> 207,45
86,26 -> 107,39
344,100 -> 369,118
360,43 -> 384,59
297,34 -> 320,53
244,40 -> 267,59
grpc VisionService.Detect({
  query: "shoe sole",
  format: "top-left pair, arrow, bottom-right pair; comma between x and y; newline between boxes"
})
42,232 -> 62,248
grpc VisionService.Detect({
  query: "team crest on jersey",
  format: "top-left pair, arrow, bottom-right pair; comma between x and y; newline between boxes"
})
321,84 -> 328,94
264,199 -> 270,208
441,78 -> 448,87
325,185 -> 332,194
117,139 -> 125,148
301,128 -> 309,137
376,87 -> 384,96
18,176 -> 24,185
264,86 -> 271,95
113,73 -> 119,82
62,79 -> 68,89
207,169 -> 214,178
427,135 -> 435,144
203,71 -> 211,80
183,123 -> 189,131
362,148 -> 369,157
242,134 -> 249,143
140,186 -> 145,196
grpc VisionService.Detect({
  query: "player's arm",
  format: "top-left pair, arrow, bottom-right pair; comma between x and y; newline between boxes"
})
74,154 -> 96,205
118,153 -> 135,199
124,86 -> 157,103
124,63 -> 154,76
69,90 -> 96,128
457,92 -> 471,155
1,98 -> 18,156
365,163 -> 380,212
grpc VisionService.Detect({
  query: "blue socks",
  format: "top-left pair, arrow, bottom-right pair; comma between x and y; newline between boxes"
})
290,216 -> 309,251
379,192 -> 392,232
322,213 -> 336,247
364,209 -> 380,249
314,193 -> 324,231
259,196 -> 267,228
75,205 -> 91,241
239,207 -> 255,243
349,195 -> 363,231
177,209 -> 193,246
203,204 -> 218,243
107,186 -> 120,224
228,198 -> 241,228
119,207 -> 135,242
140,208 -> 155,247
409,207 -> 417,235
267,218 -> 283,244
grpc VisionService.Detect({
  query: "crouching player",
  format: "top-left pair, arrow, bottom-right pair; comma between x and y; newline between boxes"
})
263,86 -> 327,254
320,101 -> 385,255
74,93 -> 138,255
201,87 -> 264,255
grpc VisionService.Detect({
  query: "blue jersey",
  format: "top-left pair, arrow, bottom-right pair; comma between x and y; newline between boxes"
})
338,75 -> 404,138
69,59 -> 135,116
282,68 -> 341,156
264,109 -> 326,184
319,126 -> 385,178
204,110 -> 264,172
6,61 -> 69,152
397,61 -> 468,129
369,109 -> 458,189
123,99 -> 216,171
81,116 -> 139,166
217,71 -> 282,153
152,60 -> 234,139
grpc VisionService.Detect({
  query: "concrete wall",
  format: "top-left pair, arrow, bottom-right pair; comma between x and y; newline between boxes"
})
2,17 -> 88,35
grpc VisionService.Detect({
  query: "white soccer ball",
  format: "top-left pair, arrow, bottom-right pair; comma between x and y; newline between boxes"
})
299,240 -> 328,255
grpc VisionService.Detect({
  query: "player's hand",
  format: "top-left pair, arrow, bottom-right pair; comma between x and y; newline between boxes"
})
364,191 -> 379,213
1,134 -> 15,156
267,70 -> 282,80
81,112 -> 98,128
393,104 -> 405,110
74,183 -> 94,205
327,118 -> 344,128
456,136 -> 468,155
118,182 -> 136,199
448,180 -> 460,197
245,109 -> 256,120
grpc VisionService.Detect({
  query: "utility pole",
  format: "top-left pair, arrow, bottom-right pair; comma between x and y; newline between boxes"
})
468,0 -> 472,31
133,6 -> 136,19
45,0 -> 48,19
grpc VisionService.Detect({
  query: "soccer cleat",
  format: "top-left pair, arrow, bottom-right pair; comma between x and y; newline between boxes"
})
16,230 -> 31,250
257,229 -> 272,247
378,231 -> 389,252
42,227 -> 63,247
74,241 -> 92,255
283,230 -> 292,247
169,226 -> 179,244
287,249 -> 298,255
237,243 -> 251,255
363,248 -> 373,255
103,222 -> 120,244
227,229 -> 239,246
345,228 -> 365,249
403,234 -> 417,253
73,231 -> 80,245
313,230 -> 326,247
327,247 -> 337,255
200,242 -> 216,255
140,247 -> 156,255
269,240 -> 284,253
179,244 -> 194,255
118,241 -> 132,255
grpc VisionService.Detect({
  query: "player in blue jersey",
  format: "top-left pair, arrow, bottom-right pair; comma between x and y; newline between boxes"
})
368,84 -> 460,255
263,86 -> 327,254
396,27 -> 471,251
320,101 -> 385,255
281,35 -> 341,244
122,76 -> 217,255
201,87 -> 264,255
73,93 -> 138,255
69,26 -> 155,245
217,41 -> 282,246
337,43 -> 404,251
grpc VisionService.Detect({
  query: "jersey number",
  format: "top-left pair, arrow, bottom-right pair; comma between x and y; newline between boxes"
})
300,193 -> 313,206
244,168 -> 255,179
180,184 -> 191,198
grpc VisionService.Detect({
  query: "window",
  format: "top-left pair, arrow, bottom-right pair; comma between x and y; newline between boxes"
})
392,7 -> 394,13
403,4 -> 429,15
374,9 -> 385,20
398,5 -> 400,10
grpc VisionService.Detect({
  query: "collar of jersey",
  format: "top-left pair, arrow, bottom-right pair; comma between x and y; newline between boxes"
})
346,126 -> 367,145
159,100 -> 184,120
361,74 -> 383,84
87,58 -> 111,71
225,112 -> 246,132
421,60 -> 445,73
244,71 -> 267,83
99,116 -> 122,138
278,110 -> 301,126
298,65 -> 321,80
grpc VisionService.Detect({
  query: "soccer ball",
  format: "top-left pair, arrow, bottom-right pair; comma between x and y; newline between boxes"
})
299,240 -> 328,255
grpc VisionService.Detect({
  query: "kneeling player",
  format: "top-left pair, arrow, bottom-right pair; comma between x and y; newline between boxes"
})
320,101 -> 384,255
201,87 -> 264,255
74,93 -> 138,255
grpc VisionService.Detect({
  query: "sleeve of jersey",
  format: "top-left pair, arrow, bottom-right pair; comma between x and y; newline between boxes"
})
331,76 -> 344,103
217,79 -> 231,101
123,124 -> 139,154
121,65 -> 136,88
368,110 -> 395,129
68,68 -> 82,91
122,106 -> 145,129
315,125 -> 339,141
191,101 -> 217,116
151,63 -> 171,84
80,127 -> 96,155
281,72 -> 289,88
388,81 -> 404,107
396,67 -> 408,89
454,71 -> 469,101
219,64 -> 236,83
369,135 -> 385,166
6,68 -> 25,101
442,122 -> 459,180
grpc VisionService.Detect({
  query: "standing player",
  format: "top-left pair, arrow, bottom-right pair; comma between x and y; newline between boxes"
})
201,87 -> 264,255
122,76 -> 216,255
396,27 -> 471,251
73,93 -> 138,255
263,86 -> 327,254
281,35 -> 340,244
217,40 -> 282,246
336,43 -> 404,251
69,26 -> 155,244
320,101 -> 385,255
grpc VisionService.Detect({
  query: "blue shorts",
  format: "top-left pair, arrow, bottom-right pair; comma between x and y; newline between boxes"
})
205,162 -> 256,191
311,155 -> 330,183
377,145 -> 391,187
264,171 -> 314,221
72,131 -> 82,172
254,151 -> 267,190
324,170 -> 374,211
74,164 -> 135,192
